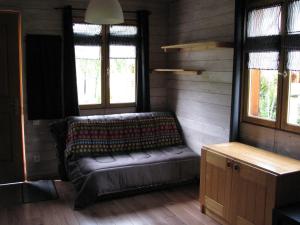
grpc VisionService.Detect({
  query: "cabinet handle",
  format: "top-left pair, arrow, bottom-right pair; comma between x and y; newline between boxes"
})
233,164 -> 240,172
226,160 -> 232,168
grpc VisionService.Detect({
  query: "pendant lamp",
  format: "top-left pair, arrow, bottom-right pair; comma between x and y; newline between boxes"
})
85,0 -> 124,25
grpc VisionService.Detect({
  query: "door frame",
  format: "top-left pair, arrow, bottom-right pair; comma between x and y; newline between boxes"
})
0,10 -> 26,184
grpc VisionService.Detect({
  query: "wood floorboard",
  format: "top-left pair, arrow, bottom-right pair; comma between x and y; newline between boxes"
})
0,181 -> 220,225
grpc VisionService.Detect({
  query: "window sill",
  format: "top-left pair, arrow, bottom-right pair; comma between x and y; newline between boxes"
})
79,103 -> 136,110
242,116 -> 277,129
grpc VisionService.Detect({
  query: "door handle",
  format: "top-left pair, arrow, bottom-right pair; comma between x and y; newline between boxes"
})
233,163 -> 240,172
226,160 -> 232,168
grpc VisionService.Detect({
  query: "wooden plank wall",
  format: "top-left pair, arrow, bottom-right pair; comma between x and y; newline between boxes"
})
0,0 -> 169,180
240,123 -> 300,160
166,0 -> 235,154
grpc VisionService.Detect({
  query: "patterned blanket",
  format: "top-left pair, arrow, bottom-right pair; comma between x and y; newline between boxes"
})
65,112 -> 184,159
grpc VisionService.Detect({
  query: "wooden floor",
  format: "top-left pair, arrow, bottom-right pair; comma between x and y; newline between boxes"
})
0,181 -> 220,225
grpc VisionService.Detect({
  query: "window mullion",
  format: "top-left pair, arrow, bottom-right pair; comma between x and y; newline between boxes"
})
277,0 -> 289,129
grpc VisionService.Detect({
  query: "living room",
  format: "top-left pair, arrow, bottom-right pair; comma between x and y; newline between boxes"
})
0,0 -> 299,224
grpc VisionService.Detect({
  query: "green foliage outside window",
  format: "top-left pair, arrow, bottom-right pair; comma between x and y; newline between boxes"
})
258,73 -> 278,120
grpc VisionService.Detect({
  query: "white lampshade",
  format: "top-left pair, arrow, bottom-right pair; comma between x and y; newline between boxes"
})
85,0 -> 124,25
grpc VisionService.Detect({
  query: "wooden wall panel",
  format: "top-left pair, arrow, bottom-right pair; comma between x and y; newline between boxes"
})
166,0 -> 235,154
240,122 -> 300,160
239,123 -> 276,152
167,0 -> 234,44
0,0 -> 169,180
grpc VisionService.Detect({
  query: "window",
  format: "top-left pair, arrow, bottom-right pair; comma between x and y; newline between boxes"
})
74,22 -> 137,108
109,25 -> 137,104
243,1 -> 300,133
286,52 -> 300,127
247,52 -> 279,122
287,70 -> 300,126
74,24 -> 102,106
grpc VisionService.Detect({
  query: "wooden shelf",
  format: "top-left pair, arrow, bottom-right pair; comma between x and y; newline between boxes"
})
152,69 -> 203,75
161,41 -> 233,52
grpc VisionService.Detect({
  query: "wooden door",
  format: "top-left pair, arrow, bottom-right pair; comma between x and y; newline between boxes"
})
200,150 -> 233,223
231,162 -> 275,225
0,11 -> 24,184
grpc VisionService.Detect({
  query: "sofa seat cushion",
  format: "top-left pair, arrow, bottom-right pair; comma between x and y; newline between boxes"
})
69,145 -> 197,175
66,145 -> 199,208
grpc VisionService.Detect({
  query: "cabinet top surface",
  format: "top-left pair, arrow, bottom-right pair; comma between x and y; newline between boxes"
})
203,142 -> 300,175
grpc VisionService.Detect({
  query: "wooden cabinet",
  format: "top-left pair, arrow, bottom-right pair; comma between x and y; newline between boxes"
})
230,162 -> 275,225
202,150 -> 233,223
200,142 -> 300,225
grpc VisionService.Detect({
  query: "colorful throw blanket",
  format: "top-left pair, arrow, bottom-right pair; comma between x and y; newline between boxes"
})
65,112 -> 184,159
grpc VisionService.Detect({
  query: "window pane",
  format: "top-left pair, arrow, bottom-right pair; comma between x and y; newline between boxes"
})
248,52 -> 279,70
247,6 -> 281,37
109,25 -> 138,46
288,0 -> 300,34
287,51 -> 300,126
287,51 -> 300,71
110,25 -> 137,36
75,46 -> 102,105
109,45 -> 136,104
74,23 -> 102,106
248,69 -> 278,121
287,71 -> 300,126
73,23 -> 101,36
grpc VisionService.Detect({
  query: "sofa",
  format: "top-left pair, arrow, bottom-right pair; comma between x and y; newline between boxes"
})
51,112 -> 199,209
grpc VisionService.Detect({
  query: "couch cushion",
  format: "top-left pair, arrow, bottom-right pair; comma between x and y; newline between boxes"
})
155,114 -> 183,148
66,145 -> 200,208
69,145 -> 197,175
65,112 -> 184,159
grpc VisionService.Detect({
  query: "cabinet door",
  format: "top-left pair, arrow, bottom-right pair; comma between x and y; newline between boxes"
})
231,162 -> 275,225
200,150 -> 233,223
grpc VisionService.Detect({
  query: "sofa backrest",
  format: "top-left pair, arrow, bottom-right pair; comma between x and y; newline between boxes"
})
65,112 -> 184,159
50,112 -> 184,179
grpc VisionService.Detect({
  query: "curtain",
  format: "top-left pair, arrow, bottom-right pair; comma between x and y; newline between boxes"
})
245,5 -> 282,53
109,25 -> 137,45
136,10 -> 150,112
245,5 -> 282,73
286,1 -> 300,71
26,35 -> 63,120
63,6 -> 80,117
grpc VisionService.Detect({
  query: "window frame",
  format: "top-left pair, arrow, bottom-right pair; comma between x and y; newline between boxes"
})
242,66 -> 282,129
241,1 -> 300,134
281,56 -> 300,133
242,3 -> 285,129
280,0 -> 300,133
106,20 -> 137,108
74,18 -> 138,110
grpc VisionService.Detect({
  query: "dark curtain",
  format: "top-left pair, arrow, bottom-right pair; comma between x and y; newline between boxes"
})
26,35 -> 63,120
63,6 -> 79,117
136,11 -> 150,112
